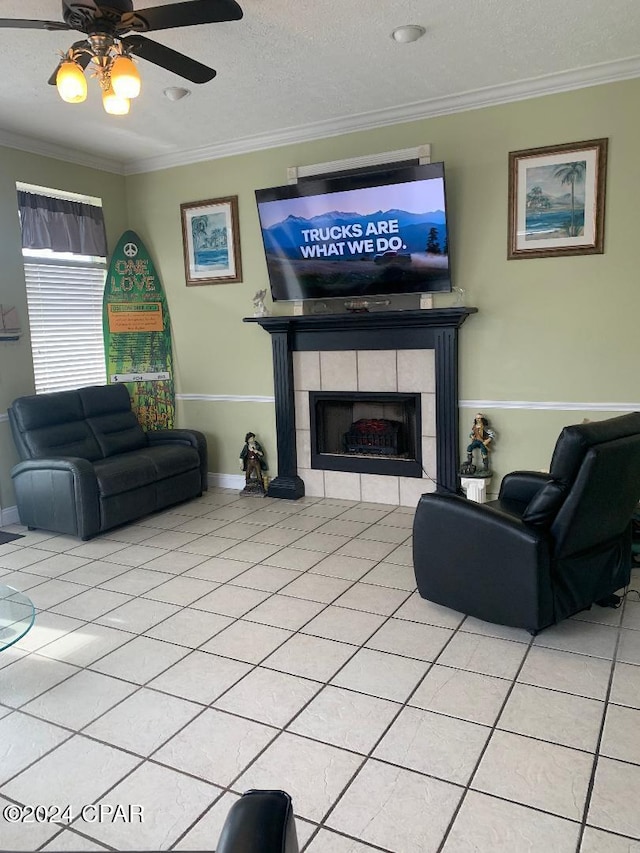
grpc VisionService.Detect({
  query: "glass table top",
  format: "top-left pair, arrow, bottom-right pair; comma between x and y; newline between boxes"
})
0,583 -> 35,651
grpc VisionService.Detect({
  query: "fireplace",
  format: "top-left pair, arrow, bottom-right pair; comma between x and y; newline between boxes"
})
244,308 -> 477,505
310,391 -> 422,477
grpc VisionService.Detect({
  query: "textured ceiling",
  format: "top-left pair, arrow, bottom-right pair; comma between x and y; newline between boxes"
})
0,0 -> 639,173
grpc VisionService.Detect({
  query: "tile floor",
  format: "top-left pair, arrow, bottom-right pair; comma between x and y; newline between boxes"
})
0,488 -> 639,852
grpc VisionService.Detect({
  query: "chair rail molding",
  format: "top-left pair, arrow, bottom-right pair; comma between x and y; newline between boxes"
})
461,400 -> 640,412
6,401 -> 637,419
176,394 -> 275,403
175,398 -> 640,411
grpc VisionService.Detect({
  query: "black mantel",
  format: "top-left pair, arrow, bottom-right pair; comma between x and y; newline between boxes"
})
244,308 -> 477,500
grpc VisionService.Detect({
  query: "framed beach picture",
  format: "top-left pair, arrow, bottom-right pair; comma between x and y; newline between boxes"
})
181,196 -> 243,285
508,138 -> 607,259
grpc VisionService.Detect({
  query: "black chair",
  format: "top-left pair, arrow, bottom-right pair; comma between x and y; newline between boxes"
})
217,790 -> 298,853
413,413 -> 640,634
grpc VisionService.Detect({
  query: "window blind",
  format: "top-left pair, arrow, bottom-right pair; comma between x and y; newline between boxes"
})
24,259 -> 107,394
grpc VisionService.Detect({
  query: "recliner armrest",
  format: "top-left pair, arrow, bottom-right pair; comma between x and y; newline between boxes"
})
146,429 -> 208,491
498,470 -> 552,506
415,491 -> 548,543
413,492 -> 554,631
216,790 -> 298,853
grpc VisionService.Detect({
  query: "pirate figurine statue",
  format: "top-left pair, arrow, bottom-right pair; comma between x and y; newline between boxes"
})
240,432 -> 268,494
460,413 -> 496,476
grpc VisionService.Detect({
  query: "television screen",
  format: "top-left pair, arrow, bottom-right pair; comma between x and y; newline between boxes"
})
255,162 -> 451,301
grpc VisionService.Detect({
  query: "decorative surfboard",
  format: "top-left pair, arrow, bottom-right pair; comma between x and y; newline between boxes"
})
103,230 -> 175,430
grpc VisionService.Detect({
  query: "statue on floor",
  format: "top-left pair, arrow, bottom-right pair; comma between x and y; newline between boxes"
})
460,413 -> 496,476
240,432 -> 268,495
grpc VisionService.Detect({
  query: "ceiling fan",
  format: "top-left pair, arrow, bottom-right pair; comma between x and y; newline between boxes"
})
0,1 -> 244,114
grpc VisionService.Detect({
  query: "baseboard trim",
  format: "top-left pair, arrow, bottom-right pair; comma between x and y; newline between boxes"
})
208,472 -> 245,490
0,505 -> 20,527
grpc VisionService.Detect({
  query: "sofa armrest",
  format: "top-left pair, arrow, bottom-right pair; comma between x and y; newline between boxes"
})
216,790 -> 298,853
11,457 -> 100,539
413,492 -> 553,631
147,429 -> 208,491
498,470 -> 552,505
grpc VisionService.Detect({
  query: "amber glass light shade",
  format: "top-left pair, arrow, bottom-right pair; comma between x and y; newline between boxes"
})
110,55 -> 141,99
102,86 -> 130,115
56,61 -> 87,103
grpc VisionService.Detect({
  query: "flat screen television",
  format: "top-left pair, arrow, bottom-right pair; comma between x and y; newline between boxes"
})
254,162 -> 451,302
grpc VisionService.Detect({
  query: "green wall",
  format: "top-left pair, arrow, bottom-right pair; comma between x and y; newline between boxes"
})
2,77 -> 639,514
126,78 -> 640,492
0,151 -> 127,513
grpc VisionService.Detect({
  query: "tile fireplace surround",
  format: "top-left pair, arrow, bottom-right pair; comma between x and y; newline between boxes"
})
295,349 -> 434,505
245,309 -> 477,507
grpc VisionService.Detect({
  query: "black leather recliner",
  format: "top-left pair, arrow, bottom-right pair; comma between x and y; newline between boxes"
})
413,413 -> 640,633
217,791 -> 298,853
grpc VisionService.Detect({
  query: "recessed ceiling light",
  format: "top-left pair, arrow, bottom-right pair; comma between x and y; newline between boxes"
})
163,86 -> 191,101
391,25 -> 426,44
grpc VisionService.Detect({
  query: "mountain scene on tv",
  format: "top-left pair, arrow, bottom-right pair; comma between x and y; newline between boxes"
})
257,179 -> 450,299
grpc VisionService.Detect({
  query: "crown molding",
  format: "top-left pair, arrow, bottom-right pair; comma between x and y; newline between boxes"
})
0,128 -> 125,174
124,55 -> 640,175
1,55 -> 639,177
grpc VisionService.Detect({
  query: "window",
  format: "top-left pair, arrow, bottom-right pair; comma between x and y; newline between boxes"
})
23,253 -> 107,394
17,184 -> 108,394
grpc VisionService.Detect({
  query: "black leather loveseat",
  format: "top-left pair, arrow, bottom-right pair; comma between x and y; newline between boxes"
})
9,384 -> 207,539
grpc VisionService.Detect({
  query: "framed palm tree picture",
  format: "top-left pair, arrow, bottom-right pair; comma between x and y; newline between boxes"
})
508,138 -> 607,259
181,196 -> 243,285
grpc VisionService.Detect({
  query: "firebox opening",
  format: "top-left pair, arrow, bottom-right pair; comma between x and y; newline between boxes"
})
309,392 -> 423,477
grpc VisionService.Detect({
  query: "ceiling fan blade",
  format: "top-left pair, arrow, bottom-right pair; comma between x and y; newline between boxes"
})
121,0 -> 243,33
0,18 -> 71,31
123,34 -> 216,83
47,40 -> 92,86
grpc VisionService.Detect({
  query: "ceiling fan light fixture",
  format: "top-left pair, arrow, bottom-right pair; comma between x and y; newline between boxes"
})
110,54 -> 141,100
8,0 -> 237,116
56,59 -> 87,104
102,85 -> 130,115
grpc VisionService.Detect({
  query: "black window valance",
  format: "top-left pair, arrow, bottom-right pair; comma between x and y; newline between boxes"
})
17,191 -> 108,257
